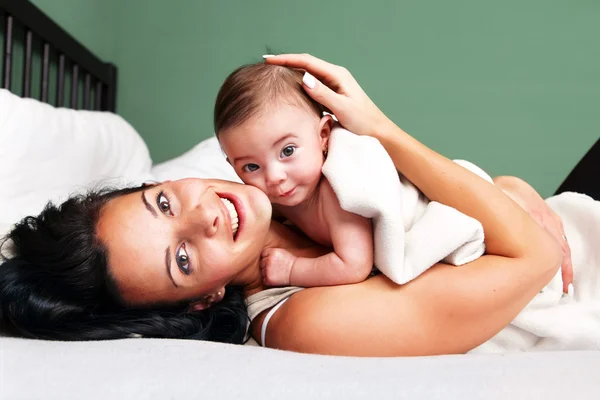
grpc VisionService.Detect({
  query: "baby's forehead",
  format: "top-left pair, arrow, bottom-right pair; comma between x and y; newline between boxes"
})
226,100 -> 311,130
251,88 -> 310,111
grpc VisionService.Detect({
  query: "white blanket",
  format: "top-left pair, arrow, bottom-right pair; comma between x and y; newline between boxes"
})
472,192 -> 600,352
321,125 -> 490,285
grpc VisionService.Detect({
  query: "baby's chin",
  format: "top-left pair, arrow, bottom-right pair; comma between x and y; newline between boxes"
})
269,194 -> 306,208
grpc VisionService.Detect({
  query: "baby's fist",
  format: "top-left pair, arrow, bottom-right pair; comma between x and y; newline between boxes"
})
260,248 -> 296,286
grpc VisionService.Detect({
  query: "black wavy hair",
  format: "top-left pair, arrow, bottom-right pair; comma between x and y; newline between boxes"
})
0,186 -> 249,343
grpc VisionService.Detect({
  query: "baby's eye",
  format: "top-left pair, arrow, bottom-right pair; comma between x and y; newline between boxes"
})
157,192 -> 172,215
176,244 -> 191,275
243,163 -> 260,172
281,146 -> 295,158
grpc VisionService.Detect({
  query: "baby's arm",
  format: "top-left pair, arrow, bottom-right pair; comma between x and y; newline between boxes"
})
261,181 -> 374,287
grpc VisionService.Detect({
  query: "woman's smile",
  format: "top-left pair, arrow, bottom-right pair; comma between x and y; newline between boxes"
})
217,193 -> 243,241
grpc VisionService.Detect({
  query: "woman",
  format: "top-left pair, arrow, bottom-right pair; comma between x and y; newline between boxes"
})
0,54 -> 572,355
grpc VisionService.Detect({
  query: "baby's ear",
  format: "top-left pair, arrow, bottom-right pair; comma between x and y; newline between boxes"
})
319,114 -> 333,148
218,144 -> 231,165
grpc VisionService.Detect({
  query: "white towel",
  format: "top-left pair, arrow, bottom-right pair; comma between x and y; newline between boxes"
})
471,192 -> 600,352
321,125 -> 489,285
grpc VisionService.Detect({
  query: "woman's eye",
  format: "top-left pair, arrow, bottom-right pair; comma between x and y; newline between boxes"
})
281,146 -> 295,158
243,163 -> 259,172
176,244 -> 191,275
157,192 -> 172,215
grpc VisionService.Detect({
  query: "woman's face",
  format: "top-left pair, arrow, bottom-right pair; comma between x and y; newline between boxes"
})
96,178 -> 272,306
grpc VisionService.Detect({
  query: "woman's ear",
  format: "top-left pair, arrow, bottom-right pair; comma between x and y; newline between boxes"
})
187,288 -> 226,312
319,114 -> 333,152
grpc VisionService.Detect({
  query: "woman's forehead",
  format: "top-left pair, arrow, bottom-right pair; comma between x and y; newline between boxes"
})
99,193 -> 156,252
97,191 -> 172,303
99,191 -> 150,233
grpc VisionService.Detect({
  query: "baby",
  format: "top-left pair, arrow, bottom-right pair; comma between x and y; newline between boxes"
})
215,63 -> 374,287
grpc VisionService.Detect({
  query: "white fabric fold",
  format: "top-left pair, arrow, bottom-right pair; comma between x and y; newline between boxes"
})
322,125 -> 488,284
471,192 -> 600,352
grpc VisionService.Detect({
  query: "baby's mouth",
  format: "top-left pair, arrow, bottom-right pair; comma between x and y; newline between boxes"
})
279,187 -> 295,198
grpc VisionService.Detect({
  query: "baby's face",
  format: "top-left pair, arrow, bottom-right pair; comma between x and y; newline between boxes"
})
219,103 -> 329,207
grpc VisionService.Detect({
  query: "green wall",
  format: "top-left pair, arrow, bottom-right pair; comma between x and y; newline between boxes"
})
17,1 -> 600,197
30,0 -> 117,62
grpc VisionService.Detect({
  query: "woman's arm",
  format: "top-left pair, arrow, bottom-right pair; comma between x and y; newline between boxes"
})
261,263 -> 539,356
260,54 -> 562,355
494,175 -> 573,294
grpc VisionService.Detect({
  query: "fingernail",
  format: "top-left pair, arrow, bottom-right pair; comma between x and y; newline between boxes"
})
303,72 -> 316,89
568,283 -> 574,297
262,54 -> 275,59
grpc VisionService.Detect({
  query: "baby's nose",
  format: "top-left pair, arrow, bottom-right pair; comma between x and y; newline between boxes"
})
266,167 -> 286,186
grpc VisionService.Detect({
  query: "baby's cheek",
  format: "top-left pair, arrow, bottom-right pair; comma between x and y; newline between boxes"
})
236,173 -> 253,186
304,163 -> 323,182
242,177 -> 267,193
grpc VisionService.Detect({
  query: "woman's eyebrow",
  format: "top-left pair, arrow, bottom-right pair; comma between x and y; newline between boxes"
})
141,191 -> 157,218
141,190 -> 177,287
165,247 -> 179,288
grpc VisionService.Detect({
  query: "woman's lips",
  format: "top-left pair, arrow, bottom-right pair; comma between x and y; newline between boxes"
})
217,192 -> 244,241
218,197 -> 237,237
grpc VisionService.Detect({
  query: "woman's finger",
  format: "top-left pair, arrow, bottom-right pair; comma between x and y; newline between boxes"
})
561,255 -> 574,295
549,214 -> 573,294
560,236 -> 574,295
301,72 -> 345,113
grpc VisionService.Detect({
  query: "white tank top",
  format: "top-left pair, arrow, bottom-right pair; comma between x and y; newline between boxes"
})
245,286 -> 304,346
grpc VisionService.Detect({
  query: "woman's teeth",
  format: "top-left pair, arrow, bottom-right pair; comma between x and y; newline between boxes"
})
220,198 -> 239,236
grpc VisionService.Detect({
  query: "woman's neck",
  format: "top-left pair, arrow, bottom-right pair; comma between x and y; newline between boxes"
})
236,219 -> 328,298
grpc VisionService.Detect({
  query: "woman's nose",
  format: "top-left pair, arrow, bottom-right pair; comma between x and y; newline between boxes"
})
183,197 -> 219,238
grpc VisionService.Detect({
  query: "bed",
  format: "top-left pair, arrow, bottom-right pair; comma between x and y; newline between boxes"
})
1,1 -> 599,399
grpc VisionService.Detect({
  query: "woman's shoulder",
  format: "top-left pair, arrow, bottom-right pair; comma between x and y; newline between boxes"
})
245,286 -> 304,322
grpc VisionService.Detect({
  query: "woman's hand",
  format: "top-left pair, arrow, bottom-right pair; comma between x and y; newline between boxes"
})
265,53 -> 394,140
494,176 -> 574,294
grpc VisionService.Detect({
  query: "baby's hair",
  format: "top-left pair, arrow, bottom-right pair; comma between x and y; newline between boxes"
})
214,63 -> 325,136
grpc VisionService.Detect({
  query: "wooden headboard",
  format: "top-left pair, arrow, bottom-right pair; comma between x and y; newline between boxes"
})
0,0 -> 117,111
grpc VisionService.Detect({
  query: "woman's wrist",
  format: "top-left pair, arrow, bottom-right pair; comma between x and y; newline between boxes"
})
370,116 -> 407,144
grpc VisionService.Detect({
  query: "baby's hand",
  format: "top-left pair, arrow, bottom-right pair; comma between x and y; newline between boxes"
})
260,248 -> 296,286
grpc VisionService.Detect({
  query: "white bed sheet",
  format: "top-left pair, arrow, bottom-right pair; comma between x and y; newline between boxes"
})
2,337 -> 599,399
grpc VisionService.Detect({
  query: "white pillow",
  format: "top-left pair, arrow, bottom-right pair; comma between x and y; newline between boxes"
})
0,89 -> 153,226
151,136 -> 242,183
